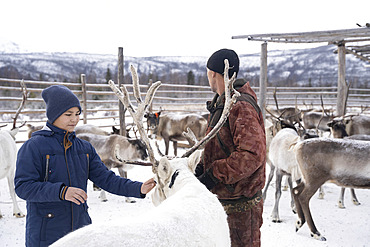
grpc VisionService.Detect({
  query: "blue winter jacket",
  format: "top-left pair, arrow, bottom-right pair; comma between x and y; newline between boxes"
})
15,122 -> 144,247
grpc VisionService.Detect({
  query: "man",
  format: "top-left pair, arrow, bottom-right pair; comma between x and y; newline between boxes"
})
197,49 -> 266,247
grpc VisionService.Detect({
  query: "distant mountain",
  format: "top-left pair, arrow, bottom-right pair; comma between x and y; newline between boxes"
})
0,37 -> 28,54
0,40 -> 369,88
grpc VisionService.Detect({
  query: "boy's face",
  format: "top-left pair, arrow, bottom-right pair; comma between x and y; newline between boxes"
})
53,107 -> 80,132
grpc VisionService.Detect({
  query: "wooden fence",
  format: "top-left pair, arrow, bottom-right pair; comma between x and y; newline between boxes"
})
0,77 -> 369,143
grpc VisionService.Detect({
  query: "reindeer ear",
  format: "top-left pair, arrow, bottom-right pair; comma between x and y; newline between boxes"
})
187,150 -> 202,173
158,157 -> 172,179
9,128 -> 19,138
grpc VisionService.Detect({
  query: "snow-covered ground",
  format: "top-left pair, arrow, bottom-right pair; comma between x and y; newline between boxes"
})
0,128 -> 369,247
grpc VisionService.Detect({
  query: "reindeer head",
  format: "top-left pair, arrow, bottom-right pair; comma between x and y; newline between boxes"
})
108,60 -> 239,206
327,118 -> 348,138
152,150 -> 202,206
144,111 -> 161,131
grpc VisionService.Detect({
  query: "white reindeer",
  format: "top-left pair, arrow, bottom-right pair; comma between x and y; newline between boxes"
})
262,115 -> 297,201
52,62 -> 237,246
0,80 -> 27,219
268,128 -> 302,223
52,150 -> 230,247
0,128 -> 25,218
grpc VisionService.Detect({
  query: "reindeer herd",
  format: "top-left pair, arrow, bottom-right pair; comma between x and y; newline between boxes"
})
0,63 -> 369,245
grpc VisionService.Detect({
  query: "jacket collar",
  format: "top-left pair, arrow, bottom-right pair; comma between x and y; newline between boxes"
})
32,122 -> 76,141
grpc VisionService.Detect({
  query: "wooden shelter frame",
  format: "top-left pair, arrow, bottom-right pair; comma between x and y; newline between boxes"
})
232,25 -> 370,118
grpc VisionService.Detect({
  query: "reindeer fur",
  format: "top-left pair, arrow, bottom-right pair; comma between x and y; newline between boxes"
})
0,129 -> 25,218
293,138 -> 370,241
51,151 -> 230,247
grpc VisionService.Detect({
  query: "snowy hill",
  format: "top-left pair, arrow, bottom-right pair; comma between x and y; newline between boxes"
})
0,39 -> 369,87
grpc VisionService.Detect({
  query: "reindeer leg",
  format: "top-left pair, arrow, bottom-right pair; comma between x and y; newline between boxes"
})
164,138 -> 170,156
350,188 -> 360,206
99,191 -> 108,202
173,141 -> 178,157
271,168 -> 283,223
118,168 -> 136,203
287,175 -> 296,214
282,176 -> 289,191
98,162 -> 111,202
293,182 -> 305,232
317,185 -> 325,199
262,162 -> 275,201
93,183 -> 102,191
7,171 -> 25,218
297,181 -> 327,241
338,187 -> 346,208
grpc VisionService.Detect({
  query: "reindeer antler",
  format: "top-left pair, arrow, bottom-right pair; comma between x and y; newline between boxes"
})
108,65 -> 161,169
181,59 -> 240,158
12,79 -> 28,130
273,88 -> 280,114
109,60 -> 239,171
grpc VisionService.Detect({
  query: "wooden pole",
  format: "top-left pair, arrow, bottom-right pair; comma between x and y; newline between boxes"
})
80,74 -> 87,124
259,42 -> 267,122
118,47 -> 126,136
148,79 -> 153,113
337,43 -> 347,116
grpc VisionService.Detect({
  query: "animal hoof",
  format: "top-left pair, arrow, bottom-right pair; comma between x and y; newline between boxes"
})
295,220 -> 303,232
14,213 -> 25,218
126,199 -> 136,203
101,199 -> 108,202
311,232 -> 326,241
272,219 -> 282,223
338,201 -> 345,209
317,192 -> 325,199
352,200 -> 361,206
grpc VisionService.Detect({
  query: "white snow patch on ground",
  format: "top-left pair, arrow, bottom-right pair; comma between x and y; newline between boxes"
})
1,128 -> 369,246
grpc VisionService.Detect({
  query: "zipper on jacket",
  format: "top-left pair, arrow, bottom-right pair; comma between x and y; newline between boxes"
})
63,131 -> 74,231
86,154 -> 89,180
44,155 -> 50,182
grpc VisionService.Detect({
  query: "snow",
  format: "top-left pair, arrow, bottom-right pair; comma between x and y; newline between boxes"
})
0,129 -> 369,246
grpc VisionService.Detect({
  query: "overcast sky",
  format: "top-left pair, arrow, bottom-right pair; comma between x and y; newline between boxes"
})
1,0 -> 369,57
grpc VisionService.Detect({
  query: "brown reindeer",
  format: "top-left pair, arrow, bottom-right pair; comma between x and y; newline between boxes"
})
292,138 -> 370,241
144,111 -> 207,156
326,118 -> 370,208
266,89 -> 303,127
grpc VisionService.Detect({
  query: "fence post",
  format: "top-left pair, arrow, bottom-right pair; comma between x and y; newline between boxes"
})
118,47 -> 126,136
259,42 -> 267,122
81,74 -> 87,124
337,43 -> 347,116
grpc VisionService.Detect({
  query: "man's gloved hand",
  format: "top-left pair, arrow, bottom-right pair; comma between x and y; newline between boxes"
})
198,169 -> 219,191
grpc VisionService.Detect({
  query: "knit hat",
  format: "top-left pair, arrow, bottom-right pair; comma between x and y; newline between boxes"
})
206,48 -> 240,78
42,85 -> 81,124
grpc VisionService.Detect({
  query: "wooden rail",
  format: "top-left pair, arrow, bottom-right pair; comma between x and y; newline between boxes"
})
1,77 -> 369,143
